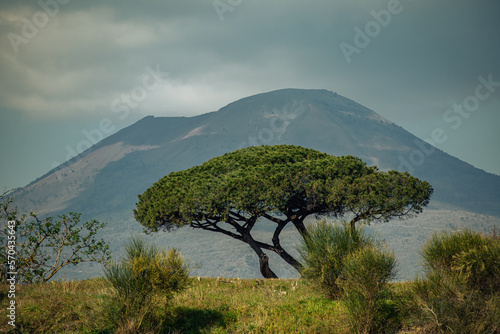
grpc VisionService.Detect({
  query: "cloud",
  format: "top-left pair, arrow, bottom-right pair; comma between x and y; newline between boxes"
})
0,0 -> 499,194
0,5 -> 173,118
0,0 -> 499,175
0,1 -> 336,118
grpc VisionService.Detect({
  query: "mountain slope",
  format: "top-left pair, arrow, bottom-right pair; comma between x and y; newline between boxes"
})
13,88 -> 500,217
10,88 -> 500,280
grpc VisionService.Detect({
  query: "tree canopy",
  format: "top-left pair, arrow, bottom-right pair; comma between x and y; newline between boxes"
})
134,145 -> 433,278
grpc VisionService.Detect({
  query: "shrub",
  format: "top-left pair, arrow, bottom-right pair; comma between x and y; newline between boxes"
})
338,245 -> 400,333
413,229 -> 500,333
0,191 -> 111,284
297,221 -> 372,299
104,236 -> 191,333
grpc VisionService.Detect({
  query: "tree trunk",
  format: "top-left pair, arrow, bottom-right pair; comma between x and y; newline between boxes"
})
242,231 -> 278,279
275,249 -> 302,272
272,221 -> 303,272
292,219 -> 308,237
350,216 -> 361,243
259,254 -> 278,279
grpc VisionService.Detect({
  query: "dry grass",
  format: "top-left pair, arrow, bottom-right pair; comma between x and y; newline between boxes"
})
1,277 -> 347,334
1,276 -> 443,334
171,277 -> 345,333
0,277 -> 112,333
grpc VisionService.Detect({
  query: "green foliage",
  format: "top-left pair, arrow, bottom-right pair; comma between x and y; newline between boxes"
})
104,236 -> 191,333
421,228 -> 500,295
2,228 -> 497,333
298,221 -> 406,333
134,145 -> 432,278
345,170 -> 433,224
297,221 -> 372,299
0,191 -> 111,283
413,229 -> 500,333
134,145 -> 432,231
337,246 -> 400,333
340,245 -> 397,295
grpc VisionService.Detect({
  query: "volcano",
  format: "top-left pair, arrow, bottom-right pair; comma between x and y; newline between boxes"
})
11,88 -> 500,280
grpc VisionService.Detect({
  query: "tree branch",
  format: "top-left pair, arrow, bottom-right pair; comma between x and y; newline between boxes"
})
191,219 -> 244,242
262,213 -> 287,225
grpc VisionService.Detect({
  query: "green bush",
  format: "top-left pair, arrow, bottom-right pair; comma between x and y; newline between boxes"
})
423,228 -> 500,295
297,221 -> 373,299
413,229 -> 500,333
338,245 -> 400,334
104,236 -> 191,333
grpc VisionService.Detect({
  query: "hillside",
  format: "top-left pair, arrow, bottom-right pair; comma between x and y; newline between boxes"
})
14,89 -> 500,217
9,88 -> 500,280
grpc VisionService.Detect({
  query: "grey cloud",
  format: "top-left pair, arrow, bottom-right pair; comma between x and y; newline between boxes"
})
0,0 -> 499,188
1,0 -> 499,116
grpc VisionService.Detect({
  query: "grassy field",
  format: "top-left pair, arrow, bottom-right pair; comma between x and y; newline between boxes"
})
0,277 -> 422,334
3,230 -> 497,333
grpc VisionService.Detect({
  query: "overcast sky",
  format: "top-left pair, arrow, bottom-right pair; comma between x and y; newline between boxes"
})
1,0 -> 499,191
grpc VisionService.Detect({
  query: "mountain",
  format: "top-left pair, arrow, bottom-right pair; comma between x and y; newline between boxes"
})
14,88 -> 500,217
10,88 -> 500,280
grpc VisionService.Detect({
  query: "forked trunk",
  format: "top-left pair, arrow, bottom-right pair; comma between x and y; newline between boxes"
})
242,231 -> 278,278
259,254 -> 278,279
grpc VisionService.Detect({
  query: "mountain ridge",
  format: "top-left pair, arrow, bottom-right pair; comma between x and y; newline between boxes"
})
9,88 -> 500,280
12,88 -> 500,218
